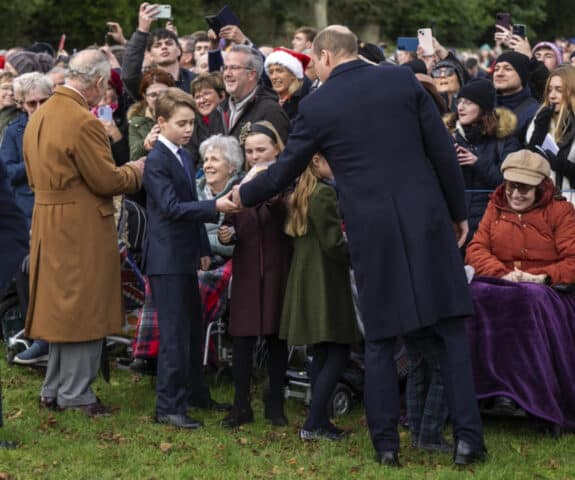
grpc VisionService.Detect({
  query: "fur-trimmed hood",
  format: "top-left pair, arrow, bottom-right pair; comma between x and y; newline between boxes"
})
127,100 -> 150,121
444,107 -> 517,139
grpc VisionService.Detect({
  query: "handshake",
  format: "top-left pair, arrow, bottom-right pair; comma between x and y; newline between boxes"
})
215,185 -> 244,213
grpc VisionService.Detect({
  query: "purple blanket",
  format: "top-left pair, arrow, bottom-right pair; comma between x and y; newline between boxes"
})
466,277 -> 575,428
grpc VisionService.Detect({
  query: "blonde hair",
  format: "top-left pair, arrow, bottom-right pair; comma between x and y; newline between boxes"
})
541,66 -> 575,144
285,160 -> 320,237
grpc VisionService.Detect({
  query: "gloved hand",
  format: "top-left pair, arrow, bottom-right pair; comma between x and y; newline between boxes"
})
21,254 -> 30,274
529,105 -> 555,147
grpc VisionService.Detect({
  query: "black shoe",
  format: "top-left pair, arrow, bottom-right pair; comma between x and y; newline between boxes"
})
190,398 -> 232,412
375,450 -> 401,467
418,437 -> 453,453
453,439 -> 487,466
220,407 -> 254,428
299,428 -> 346,441
491,396 -> 526,417
156,413 -> 203,429
263,391 -> 288,426
39,396 -> 63,412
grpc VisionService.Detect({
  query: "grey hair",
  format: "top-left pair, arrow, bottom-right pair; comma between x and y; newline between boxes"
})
199,134 -> 244,174
13,72 -> 53,99
48,66 -> 68,76
66,49 -> 110,88
228,44 -> 264,80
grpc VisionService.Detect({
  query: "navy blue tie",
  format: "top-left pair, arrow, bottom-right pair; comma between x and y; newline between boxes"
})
177,147 -> 193,184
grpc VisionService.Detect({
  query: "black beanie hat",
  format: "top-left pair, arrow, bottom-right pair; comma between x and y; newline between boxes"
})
402,59 -> 427,75
458,79 -> 496,112
494,50 -> 530,87
358,41 -> 386,64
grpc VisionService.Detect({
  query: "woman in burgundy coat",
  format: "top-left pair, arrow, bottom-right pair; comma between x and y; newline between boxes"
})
218,121 -> 292,428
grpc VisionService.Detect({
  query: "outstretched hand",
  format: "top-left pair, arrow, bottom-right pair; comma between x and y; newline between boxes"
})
215,188 -> 243,213
454,219 -> 469,248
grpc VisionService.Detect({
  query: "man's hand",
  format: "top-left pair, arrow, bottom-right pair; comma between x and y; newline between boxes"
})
100,44 -> 121,68
106,22 -> 127,45
138,3 -> 159,33
216,190 -> 242,213
219,25 -> 248,45
199,256 -> 211,271
207,29 -> 220,50
432,37 -> 449,61
130,157 -> 146,175
494,25 -> 512,48
508,34 -> 531,59
454,219 -> 469,248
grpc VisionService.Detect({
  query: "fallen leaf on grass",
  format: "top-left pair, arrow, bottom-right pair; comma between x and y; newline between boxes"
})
287,458 -> 297,465
159,442 -> 173,453
297,467 -> 305,474
270,465 -> 281,476
131,374 -> 142,383
0,473 -> 12,480
549,459 -> 559,469
7,409 -> 22,420
350,465 -> 361,474
238,437 -> 249,445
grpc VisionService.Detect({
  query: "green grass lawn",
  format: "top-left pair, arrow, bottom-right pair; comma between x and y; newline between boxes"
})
0,353 -> 573,480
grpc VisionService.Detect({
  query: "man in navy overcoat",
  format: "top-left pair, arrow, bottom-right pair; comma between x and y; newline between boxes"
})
232,26 -> 486,466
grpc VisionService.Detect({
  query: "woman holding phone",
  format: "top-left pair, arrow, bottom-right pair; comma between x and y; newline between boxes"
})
527,66 -> 575,205
444,79 -> 521,246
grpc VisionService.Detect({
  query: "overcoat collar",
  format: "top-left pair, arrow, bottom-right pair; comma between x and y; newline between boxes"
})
54,85 -> 89,109
327,59 -> 368,82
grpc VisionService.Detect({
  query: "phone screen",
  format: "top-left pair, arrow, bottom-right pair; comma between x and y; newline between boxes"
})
97,106 -> 113,122
496,13 -> 511,29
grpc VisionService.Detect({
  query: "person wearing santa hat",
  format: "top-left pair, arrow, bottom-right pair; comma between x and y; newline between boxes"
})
264,47 -> 312,120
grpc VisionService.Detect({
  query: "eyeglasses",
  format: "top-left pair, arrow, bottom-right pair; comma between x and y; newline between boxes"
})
23,97 -> 50,109
431,67 -> 455,78
222,65 -> 253,73
505,181 -> 535,195
193,90 -> 217,101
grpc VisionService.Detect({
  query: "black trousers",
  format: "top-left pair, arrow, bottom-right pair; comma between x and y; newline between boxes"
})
149,274 -> 210,415
304,342 -> 350,430
232,335 -> 287,409
364,316 -> 484,452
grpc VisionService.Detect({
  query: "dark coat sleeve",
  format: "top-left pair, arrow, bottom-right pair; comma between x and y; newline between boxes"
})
414,76 -> 468,222
143,151 -> 219,223
121,31 -> 149,100
473,135 -> 521,187
528,58 -> 550,104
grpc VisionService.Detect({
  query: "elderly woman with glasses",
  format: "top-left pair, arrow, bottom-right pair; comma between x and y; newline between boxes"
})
0,72 -> 53,225
465,149 -> 575,432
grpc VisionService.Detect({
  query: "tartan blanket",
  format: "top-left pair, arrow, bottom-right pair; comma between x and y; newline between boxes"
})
119,242 -> 146,311
132,260 -> 232,359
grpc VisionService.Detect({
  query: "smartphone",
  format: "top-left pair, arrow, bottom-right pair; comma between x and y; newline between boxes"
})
512,24 -> 527,38
417,28 -> 434,56
155,4 -> 172,19
97,105 -> 114,122
496,12 -> 511,30
396,37 -> 419,52
58,34 -> 66,51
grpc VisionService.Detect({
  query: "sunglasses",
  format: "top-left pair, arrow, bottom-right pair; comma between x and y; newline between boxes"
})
505,181 -> 535,195
431,67 -> 455,78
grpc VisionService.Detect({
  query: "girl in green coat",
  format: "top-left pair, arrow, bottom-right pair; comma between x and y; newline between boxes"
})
282,153 -> 360,441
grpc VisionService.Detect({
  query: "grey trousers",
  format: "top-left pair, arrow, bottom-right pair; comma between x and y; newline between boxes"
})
41,340 -> 103,407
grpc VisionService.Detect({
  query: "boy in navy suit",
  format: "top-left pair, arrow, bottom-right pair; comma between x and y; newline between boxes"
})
143,88 -> 235,429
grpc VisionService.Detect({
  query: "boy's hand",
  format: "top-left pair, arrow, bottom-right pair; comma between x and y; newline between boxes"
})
144,124 -> 160,151
200,256 -> 211,271
138,3 -> 159,33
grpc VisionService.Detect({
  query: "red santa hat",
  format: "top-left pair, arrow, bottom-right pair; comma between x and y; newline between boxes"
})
264,47 -> 310,80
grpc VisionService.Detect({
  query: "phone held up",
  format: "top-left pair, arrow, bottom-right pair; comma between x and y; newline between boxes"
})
417,28 -> 434,56
155,4 -> 172,20
512,24 -> 527,39
97,105 -> 114,122
495,12 -> 511,30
